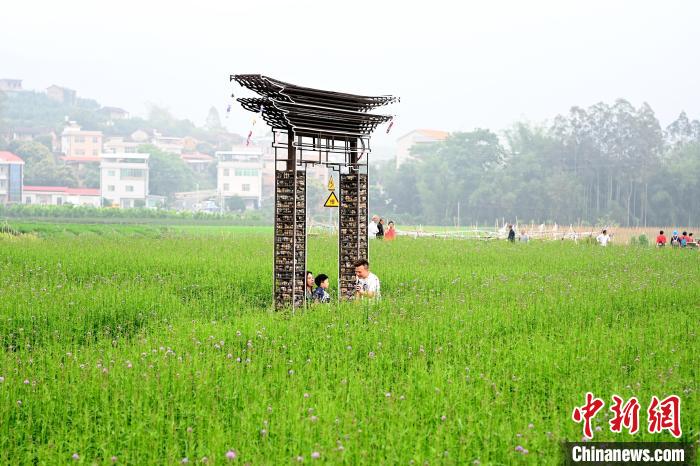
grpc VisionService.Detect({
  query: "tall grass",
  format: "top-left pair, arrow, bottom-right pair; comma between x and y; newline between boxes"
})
1,229 -> 698,464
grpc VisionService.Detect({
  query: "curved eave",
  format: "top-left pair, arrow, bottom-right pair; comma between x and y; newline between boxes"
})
237,97 -> 393,137
232,74 -> 399,112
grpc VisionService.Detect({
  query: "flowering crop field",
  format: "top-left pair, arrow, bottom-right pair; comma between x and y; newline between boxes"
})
1,224 -> 698,464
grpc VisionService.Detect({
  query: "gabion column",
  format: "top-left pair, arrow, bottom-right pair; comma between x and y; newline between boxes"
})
339,172 -> 368,299
274,169 -> 306,308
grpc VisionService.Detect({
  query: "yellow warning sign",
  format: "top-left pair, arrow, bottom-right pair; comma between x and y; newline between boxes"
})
327,176 -> 335,191
324,191 -> 339,208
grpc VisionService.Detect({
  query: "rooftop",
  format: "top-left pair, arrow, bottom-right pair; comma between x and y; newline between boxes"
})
232,74 -> 398,138
24,186 -> 100,196
0,151 -> 24,164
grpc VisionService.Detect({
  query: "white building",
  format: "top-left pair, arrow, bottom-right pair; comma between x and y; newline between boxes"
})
0,151 -> 24,204
103,136 -> 141,154
23,186 -> 101,207
100,153 -> 150,208
152,131 -> 184,155
395,129 -> 449,168
216,147 -> 263,210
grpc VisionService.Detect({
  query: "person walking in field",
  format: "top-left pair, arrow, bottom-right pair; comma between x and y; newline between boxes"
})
376,218 -> 385,240
596,229 -> 610,246
384,221 -> 397,240
368,215 -> 380,239
519,229 -> 529,243
507,225 -> 516,242
353,258 -> 380,299
312,274 -> 331,303
656,230 -> 667,247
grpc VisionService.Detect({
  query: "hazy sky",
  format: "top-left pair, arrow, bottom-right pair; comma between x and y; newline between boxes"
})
3,0 -> 699,148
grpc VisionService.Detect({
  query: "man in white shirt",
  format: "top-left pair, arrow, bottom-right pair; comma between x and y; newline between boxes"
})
596,229 -> 611,246
368,215 -> 379,239
353,258 -> 380,299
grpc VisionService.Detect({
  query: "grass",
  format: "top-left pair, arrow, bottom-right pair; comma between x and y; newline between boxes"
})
0,224 -> 698,464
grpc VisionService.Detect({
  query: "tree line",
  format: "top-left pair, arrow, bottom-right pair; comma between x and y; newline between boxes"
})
374,100 -> 700,227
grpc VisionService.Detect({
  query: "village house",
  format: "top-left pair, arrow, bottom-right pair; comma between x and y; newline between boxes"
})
103,136 -> 142,154
0,79 -> 23,93
0,151 -> 24,204
61,123 -> 103,163
98,106 -> 130,121
23,186 -> 101,207
152,131 -> 185,155
46,85 -> 77,105
180,152 -> 215,173
216,147 -> 263,210
100,152 -> 150,208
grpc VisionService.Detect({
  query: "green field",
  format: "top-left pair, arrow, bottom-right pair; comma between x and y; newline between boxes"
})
1,224 -> 698,464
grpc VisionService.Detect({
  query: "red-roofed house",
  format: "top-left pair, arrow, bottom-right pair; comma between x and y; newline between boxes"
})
0,151 -> 24,204
23,186 -> 101,207
395,129 -> 449,168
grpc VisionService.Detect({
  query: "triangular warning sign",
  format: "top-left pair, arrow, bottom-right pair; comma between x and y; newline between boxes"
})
327,176 -> 335,191
324,191 -> 340,208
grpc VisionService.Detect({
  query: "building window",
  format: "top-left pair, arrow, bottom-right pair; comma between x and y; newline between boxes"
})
76,149 -> 85,156
120,168 -> 143,178
223,168 -> 230,176
75,136 -> 85,143
92,149 -> 98,156
25,197 -> 31,204
223,183 -> 230,191
92,137 -> 99,143
126,185 -> 134,192
242,184 -> 250,192
108,170 -> 116,176
235,168 -> 259,176
108,185 -> 115,192
56,197 -> 63,206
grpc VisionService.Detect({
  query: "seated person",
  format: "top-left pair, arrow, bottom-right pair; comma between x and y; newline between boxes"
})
312,274 -> 331,303
354,259 -> 381,299
670,231 -> 681,247
656,230 -> 667,247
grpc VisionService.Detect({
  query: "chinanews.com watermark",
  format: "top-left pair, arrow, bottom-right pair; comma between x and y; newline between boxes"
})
562,393 -> 696,465
563,443 -> 695,465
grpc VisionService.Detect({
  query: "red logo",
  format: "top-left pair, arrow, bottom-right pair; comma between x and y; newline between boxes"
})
609,395 -> 640,434
648,395 -> 682,438
573,393 -> 681,439
572,392 -> 605,439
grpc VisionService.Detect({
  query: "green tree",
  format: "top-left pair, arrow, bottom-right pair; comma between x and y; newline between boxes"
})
139,144 -> 195,197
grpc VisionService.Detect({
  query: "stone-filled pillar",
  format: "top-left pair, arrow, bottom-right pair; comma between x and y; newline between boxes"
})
274,169 -> 306,308
338,172 -> 368,299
